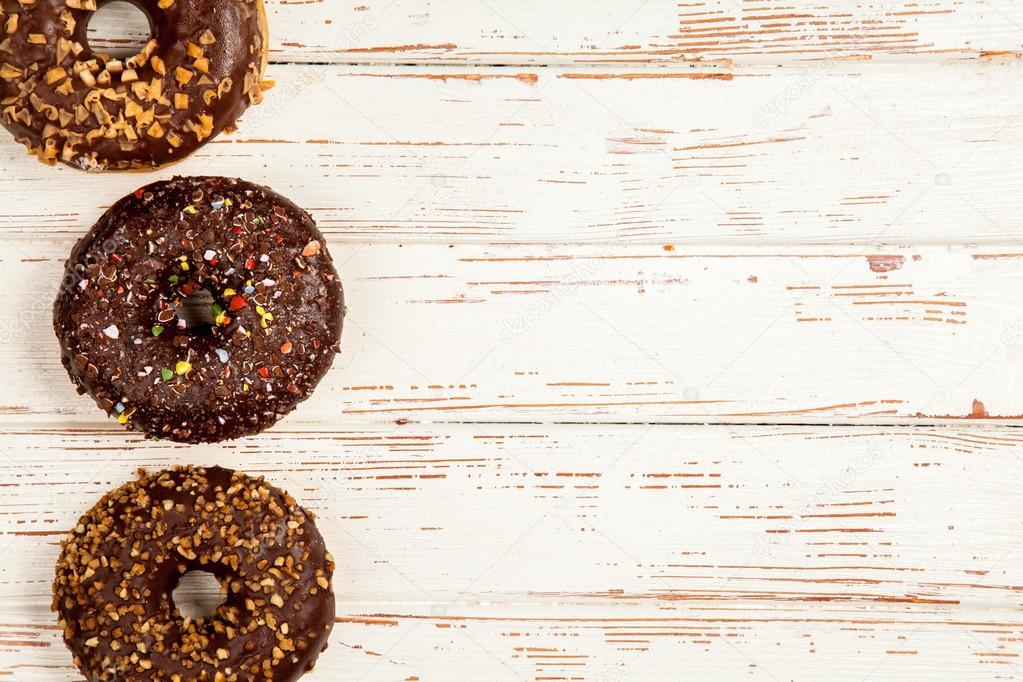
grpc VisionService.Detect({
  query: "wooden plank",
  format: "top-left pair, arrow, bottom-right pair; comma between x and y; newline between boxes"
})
3,64 -> 1021,245
3,424 -> 1023,679
8,238 -> 1023,425
85,0 -> 1023,65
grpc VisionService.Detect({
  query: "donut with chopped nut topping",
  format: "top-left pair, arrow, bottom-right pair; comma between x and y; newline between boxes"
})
53,465 -> 335,681
0,0 -> 268,170
53,176 -> 344,443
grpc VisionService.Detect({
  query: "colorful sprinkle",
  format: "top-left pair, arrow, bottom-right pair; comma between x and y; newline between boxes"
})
168,274 -> 179,283
229,295 -> 248,311
161,368 -> 173,382
210,199 -> 225,211
254,304 -> 274,329
183,205 -> 197,215
203,249 -> 216,261
215,348 -> 229,363
280,341 -> 293,354
114,402 -> 125,413
102,324 -> 119,339
258,367 -> 269,379
175,360 -> 192,376
152,325 -> 164,337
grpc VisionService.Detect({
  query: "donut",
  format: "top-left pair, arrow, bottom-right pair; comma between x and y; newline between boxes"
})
53,176 -> 344,443
0,0 -> 268,170
53,465 -> 336,681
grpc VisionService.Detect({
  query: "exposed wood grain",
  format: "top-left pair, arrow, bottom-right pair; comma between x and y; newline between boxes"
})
3,424 -> 1023,680
7,238 -> 1022,425
3,64 -> 1023,245
85,0 -> 1023,65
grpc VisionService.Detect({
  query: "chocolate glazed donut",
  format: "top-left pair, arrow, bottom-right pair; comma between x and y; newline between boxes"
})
0,0 -> 268,169
53,466 -> 336,681
53,177 -> 344,443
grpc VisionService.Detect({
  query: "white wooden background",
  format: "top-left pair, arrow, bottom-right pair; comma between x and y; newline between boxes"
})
4,1 -> 1023,680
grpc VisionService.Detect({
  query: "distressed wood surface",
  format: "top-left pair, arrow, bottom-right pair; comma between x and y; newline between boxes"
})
3,64 -> 1023,245
3,424 -> 1023,680
5,238 -> 1023,425
5,1 -> 1023,680
87,0 -> 1023,65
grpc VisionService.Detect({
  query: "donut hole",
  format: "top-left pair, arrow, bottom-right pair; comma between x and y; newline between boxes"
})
172,570 -> 226,620
85,1 -> 154,59
175,289 -> 217,335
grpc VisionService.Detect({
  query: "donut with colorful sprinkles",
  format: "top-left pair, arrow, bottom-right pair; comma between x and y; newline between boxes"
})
53,176 -> 344,443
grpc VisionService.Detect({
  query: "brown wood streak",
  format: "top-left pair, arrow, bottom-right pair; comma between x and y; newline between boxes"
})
558,72 -> 734,80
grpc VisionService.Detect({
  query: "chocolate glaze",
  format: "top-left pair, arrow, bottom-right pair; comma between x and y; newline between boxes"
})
54,176 -> 344,443
0,0 -> 267,170
53,466 -> 336,681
